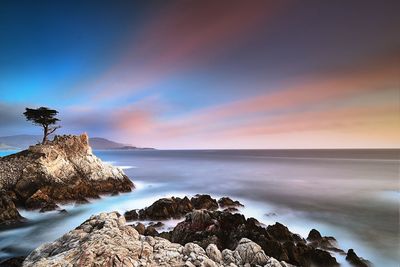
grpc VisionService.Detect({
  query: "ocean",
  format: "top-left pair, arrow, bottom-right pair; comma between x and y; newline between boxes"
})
0,149 -> 399,266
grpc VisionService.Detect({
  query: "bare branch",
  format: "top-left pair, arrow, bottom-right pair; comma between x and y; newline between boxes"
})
48,126 -> 61,135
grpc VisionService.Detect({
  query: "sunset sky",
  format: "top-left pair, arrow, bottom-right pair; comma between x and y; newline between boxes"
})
1,0 -> 399,149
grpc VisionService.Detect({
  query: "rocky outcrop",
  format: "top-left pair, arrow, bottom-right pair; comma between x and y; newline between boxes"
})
306,229 -> 343,253
0,190 -> 24,225
0,134 -> 133,212
125,194 -> 240,221
163,210 -> 338,267
218,197 -> 243,208
22,212 -> 293,267
346,249 -> 370,267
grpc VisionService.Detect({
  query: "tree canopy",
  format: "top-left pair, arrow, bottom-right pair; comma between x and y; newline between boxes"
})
23,107 -> 61,144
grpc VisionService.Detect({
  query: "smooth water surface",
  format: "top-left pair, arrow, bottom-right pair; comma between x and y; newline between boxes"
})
0,149 -> 399,266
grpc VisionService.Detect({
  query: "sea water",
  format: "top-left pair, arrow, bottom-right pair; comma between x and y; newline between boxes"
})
0,149 -> 398,266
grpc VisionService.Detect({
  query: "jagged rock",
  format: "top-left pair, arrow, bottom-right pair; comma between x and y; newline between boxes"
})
168,210 -> 338,267
218,197 -> 244,208
307,229 -> 322,241
0,190 -> 24,225
125,194 -> 237,221
235,238 -> 269,265
191,194 -> 219,210
21,212 -> 291,267
137,196 -> 193,220
346,249 -> 370,267
0,134 -> 133,214
306,229 -> 342,253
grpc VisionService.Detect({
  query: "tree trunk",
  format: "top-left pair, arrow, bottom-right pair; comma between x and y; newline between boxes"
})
42,125 -> 48,144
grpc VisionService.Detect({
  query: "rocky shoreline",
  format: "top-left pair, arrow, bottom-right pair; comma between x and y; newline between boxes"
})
0,134 -> 133,224
1,194 -> 370,267
0,135 -> 370,266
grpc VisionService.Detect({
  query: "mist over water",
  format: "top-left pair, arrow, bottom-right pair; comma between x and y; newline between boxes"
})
0,149 -> 399,266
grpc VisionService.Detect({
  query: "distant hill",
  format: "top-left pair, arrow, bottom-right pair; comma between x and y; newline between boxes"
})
0,135 -> 153,150
0,143 -> 19,150
88,137 -> 128,149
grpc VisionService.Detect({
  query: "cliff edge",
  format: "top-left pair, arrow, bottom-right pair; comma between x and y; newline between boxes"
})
0,133 -> 133,221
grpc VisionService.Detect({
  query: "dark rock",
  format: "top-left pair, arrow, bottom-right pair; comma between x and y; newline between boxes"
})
0,190 -> 24,225
134,222 -> 145,235
124,210 -> 139,221
25,189 -> 54,210
307,229 -> 342,253
303,248 -> 339,267
191,194 -> 218,210
39,202 -> 60,213
0,256 -> 25,267
125,195 -> 242,222
137,196 -> 193,220
166,210 -> 340,267
74,197 -> 90,205
217,197 -> 244,208
223,207 -> 239,213
149,221 -> 164,228
346,249 -> 370,267
307,229 -> 322,241
144,226 -> 158,236
58,209 -> 68,214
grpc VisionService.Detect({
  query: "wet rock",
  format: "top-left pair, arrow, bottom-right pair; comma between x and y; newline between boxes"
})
0,256 -> 25,267
306,229 -> 342,253
217,197 -> 243,208
223,207 -> 239,213
167,210 -> 339,267
124,209 -> 139,221
307,229 -> 322,241
125,195 -> 237,222
0,190 -> 24,225
191,194 -> 218,210
39,202 -> 60,213
149,221 -> 164,228
134,222 -> 145,235
346,249 -> 370,267
138,196 -> 193,220
145,225 -> 159,236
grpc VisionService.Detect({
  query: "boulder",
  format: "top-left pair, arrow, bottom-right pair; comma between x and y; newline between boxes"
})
0,190 -> 24,225
235,238 -> 269,265
346,249 -> 370,267
217,197 -> 244,208
191,194 -> 218,210
306,229 -> 342,253
138,196 -> 193,220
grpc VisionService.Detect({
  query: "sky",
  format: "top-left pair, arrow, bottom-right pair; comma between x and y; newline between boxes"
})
0,0 -> 399,149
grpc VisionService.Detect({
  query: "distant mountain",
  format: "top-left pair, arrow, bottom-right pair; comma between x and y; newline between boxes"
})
88,137 -> 128,149
0,143 -> 19,150
0,135 -> 154,150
